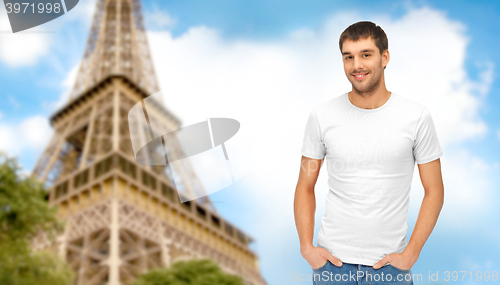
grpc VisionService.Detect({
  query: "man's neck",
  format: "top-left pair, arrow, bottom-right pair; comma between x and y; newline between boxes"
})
348,90 -> 392,110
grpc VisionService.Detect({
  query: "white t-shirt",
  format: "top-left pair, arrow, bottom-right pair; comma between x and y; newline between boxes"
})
301,91 -> 443,266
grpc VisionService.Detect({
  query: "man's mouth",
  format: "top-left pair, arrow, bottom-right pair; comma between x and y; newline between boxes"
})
353,72 -> 369,80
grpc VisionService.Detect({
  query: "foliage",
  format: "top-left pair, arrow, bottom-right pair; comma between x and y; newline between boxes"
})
0,152 -> 74,284
133,258 -> 245,285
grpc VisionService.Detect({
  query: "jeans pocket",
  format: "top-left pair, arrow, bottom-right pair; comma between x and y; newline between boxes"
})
312,260 -> 329,271
388,263 -> 411,273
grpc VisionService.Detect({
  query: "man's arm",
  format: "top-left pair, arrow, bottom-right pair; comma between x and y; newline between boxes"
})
373,158 -> 444,269
294,156 -> 343,268
405,158 -> 444,258
294,156 -> 322,250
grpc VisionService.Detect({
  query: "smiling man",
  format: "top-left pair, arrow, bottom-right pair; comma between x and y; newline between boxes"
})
294,21 -> 444,284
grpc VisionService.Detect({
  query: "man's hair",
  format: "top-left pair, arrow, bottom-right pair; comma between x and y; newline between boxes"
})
339,21 -> 388,69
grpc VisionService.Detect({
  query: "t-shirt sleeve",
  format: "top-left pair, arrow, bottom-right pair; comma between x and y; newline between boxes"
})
413,108 -> 443,164
301,109 -> 326,160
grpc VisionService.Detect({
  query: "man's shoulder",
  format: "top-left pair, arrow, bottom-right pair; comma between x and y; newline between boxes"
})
390,93 -> 436,130
392,92 -> 426,112
310,93 -> 346,115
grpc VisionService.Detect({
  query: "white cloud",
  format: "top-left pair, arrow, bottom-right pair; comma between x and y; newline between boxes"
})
0,124 -> 16,153
380,8 -> 493,146
408,149 -> 498,233
0,0 -> 95,67
20,116 -> 53,149
0,116 -> 53,155
0,9 -> 52,67
146,6 -> 178,30
145,6 -> 496,274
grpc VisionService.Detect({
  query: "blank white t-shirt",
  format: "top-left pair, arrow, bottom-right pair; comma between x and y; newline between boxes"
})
301,91 -> 443,266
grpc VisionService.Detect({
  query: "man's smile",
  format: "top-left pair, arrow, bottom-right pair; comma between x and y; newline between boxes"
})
353,72 -> 369,80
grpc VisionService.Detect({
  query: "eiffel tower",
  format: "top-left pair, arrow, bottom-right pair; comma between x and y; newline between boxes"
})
31,0 -> 267,284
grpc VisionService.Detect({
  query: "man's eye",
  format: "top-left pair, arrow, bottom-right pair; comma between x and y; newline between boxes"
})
345,55 -> 369,59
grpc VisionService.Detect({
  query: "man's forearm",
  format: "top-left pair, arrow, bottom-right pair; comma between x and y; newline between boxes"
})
294,186 -> 316,250
404,190 -> 444,258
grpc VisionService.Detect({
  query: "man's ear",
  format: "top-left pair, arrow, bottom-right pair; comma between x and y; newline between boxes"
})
383,49 -> 390,69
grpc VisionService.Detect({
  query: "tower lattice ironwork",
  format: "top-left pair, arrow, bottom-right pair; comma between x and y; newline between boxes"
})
31,0 -> 267,284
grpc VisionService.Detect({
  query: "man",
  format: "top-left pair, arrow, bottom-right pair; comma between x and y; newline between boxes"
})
294,21 -> 444,284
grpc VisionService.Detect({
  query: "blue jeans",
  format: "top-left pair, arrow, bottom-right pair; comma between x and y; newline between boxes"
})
312,260 -> 413,285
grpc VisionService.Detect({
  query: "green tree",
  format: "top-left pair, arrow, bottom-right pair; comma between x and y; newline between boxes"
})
0,152 -> 75,285
133,258 -> 246,285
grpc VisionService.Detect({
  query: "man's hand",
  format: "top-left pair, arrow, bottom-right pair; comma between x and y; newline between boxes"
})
301,245 -> 343,269
373,158 -> 443,271
372,250 -> 419,270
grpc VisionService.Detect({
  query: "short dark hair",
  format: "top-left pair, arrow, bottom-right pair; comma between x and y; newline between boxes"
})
339,21 -> 388,56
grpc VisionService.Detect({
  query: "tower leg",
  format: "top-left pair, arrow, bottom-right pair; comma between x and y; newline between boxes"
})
109,198 -> 120,284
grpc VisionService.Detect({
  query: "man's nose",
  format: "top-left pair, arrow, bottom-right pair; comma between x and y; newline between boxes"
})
353,57 -> 364,70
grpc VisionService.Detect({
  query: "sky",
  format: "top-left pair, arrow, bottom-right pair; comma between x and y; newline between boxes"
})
0,0 -> 499,284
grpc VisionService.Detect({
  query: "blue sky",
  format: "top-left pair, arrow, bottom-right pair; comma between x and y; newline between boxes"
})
1,0 -> 499,284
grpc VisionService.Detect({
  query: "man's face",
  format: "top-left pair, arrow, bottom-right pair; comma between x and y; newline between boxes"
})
341,36 -> 389,94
